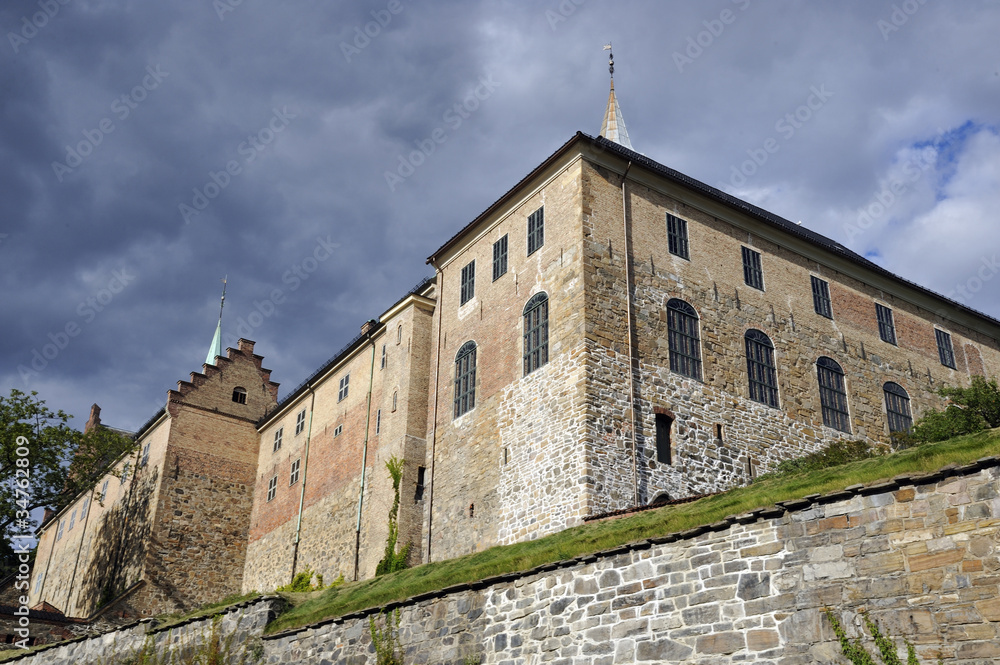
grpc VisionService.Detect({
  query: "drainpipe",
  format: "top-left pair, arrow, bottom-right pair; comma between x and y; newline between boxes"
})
620,160 -> 639,508
425,260 -> 444,563
353,320 -> 379,581
289,387 -> 315,583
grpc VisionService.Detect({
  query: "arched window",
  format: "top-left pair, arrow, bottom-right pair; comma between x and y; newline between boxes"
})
745,330 -> 779,408
392,390 -> 398,412
454,341 -> 477,418
817,357 -> 850,433
232,387 -> 247,404
883,382 -> 912,433
666,299 -> 701,380
523,293 -> 549,376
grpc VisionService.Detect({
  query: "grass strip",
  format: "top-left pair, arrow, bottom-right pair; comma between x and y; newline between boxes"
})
267,429 -> 999,634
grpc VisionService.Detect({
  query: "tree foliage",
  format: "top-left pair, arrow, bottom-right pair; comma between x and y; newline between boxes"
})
0,389 -> 135,574
911,376 -> 1000,443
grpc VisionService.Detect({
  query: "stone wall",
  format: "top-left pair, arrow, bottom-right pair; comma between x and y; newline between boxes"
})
1,596 -> 281,665
10,458 -> 1000,664
579,157 -> 1000,512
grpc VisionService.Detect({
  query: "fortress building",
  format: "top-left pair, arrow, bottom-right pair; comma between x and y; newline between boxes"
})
27,73 -> 1000,617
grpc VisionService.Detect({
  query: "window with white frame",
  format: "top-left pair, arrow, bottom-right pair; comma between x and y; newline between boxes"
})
266,475 -> 277,502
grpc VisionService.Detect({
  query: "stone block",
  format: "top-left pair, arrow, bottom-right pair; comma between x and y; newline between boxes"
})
695,630 -> 745,654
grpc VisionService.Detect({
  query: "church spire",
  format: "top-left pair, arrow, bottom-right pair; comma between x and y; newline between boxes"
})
205,277 -> 226,366
599,43 -> 633,150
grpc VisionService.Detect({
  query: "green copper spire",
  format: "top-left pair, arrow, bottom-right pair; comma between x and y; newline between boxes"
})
205,277 -> 226,366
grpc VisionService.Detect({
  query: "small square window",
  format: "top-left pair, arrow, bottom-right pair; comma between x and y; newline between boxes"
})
741,246 -> 764,290
811,276 -> 832,318
273,428 -> 283,452
527,207 -> 544,256
876,303 -> 896,345
334,424 -> 343,437
936,329 -> 956,369
295,410 -> 306,435
493,235 -> 508,281
460,260 -> 476,305
289,459 -> 300,486
232,387 -> 247,404
666,213 -> 689,260
266,476 -> 277,502
338,375 -> 350,402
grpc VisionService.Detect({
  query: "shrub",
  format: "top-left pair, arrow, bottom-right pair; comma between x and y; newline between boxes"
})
911,376 -> 1000,443
756,439 -> 881,481
376,456 -> 411,576
275,567 -> 326,593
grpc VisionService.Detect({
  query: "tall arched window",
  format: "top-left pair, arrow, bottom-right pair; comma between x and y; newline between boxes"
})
745,330 -> 779,408
666,299 -> 701,380
523,293 -> 549,376
883,382 -> 912,433
454,341 -> 477,418
817,357 -> 850,433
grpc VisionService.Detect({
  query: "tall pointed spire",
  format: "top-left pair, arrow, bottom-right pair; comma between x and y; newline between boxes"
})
599,43 -> 633,150
205,277 -> 226,366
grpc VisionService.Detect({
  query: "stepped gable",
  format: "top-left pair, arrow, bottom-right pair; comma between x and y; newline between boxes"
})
167,338 -> 279,419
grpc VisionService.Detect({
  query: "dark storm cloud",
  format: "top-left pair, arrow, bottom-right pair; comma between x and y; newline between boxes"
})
2,0 -> 999,430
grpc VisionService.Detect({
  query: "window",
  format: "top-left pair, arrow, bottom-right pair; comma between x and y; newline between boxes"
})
811,276 -> 832,318
397,324 -> 402,344
56,520 -> 64,541
666,299 -> 702,380
141,442 -> 150,467
666,213 -> 689,260
338,374 -> 350,402
81,497 -> 89,519
745,330 -> 779,408
493,235 -> 508,281
883,382 -> 913,433
414,466 -> 426,502
266,476 -> 277,502
460,260 -> 475,305
523,292 -> 549,376
655,413 -> 673,464
381,344 -> 386,370
232,387 -> 247,404
876,303 -> 896,345
527,207 -> 544,256
289,459 -> 300,486
392,391 -> 398,412
375,409 -> 381,435
273,428 -> 283,452
817,357 -> 851,433
741,246 -> 764,290
936,329 -> 956,369
334,424 -> 343,437
121,462 -> 131,484
100,480 -> 109,502
454,341 -> 477,418
295,409 -> 306,435
33,571 -> 44,594
69,509 -> 77,531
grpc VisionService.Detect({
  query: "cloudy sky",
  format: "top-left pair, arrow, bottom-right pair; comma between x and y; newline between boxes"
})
2,0 -> 998,432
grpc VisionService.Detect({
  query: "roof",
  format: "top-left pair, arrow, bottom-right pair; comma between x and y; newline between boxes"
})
427,131 -> 1000,338
599,79 -> 632,149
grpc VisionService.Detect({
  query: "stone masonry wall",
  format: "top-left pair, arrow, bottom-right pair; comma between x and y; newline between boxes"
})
580,158 -> 1000,512
425,159 -> 589,560
11,458 -> 1000,664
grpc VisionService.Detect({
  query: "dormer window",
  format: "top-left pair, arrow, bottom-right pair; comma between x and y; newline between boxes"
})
232,387 -> 247,404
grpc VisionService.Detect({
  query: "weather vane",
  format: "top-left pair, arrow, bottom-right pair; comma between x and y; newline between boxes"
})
603,42 -> 613,78
218,275 -> 227,322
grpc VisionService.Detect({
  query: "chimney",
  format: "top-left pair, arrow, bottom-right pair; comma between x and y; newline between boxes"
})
85,404 -> 102,434
360,319 -> 379,337
237,338 -> 255,355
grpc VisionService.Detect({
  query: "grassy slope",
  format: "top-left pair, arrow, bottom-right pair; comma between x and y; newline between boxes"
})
267,429 -> 1000,634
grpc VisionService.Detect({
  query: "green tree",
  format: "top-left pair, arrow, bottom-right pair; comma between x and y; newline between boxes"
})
911,376 -> 1000,443
0,389 -> 135,575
